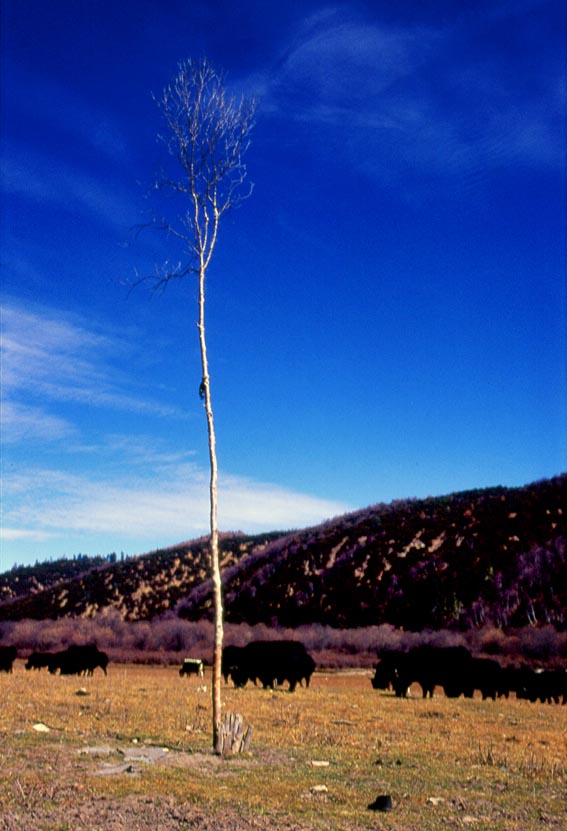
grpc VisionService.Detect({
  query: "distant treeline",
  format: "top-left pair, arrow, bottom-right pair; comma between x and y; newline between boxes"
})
7,551 -> 130,573
0,552 -> 133,605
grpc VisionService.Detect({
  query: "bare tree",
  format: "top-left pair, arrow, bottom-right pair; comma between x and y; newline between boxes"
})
148,58 -> 255,751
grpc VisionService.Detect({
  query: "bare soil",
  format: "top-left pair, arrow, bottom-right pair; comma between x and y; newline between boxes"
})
0,795 -> 312,831
0,743 -> 317,831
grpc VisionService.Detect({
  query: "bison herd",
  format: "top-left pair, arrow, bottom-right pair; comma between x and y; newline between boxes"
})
0,640 -> 316,692
371,645 -> 566,705
0,644 -> 108,676
1,641 -> 565,704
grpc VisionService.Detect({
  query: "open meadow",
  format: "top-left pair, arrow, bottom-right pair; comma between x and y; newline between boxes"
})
0,662 -> 565,831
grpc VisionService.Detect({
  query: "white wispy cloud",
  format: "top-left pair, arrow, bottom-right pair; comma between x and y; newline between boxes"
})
2,68 -> 138,232
2,462 -> 350,549
1,528 -> 55,543
1,300 -> 351,560
252,4 -> 562,183
0,401 -> 76,444
1,302 -> 177,437
264,12 -> 438,119
1,151 -> 137,232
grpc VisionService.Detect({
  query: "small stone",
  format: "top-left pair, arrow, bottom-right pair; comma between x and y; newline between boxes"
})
78,746 -> 114,756
32,723 -> 50,733
311,785 -> 328,794
368,794 -> 393,812
95,763 -> 140,776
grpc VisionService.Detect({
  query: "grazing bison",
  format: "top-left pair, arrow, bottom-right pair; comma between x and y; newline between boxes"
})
222,640 -> 316,692
472,657 -> 505,700
68,644 -> 108,676
371,653 -> 403,695
49,645 -> 108,676
372,645 -> 473,698
515,667 -> 566,704
372,648 -> 565,704
221,645 -> 250,687
179,658 -> 204,679
443,657 -> 504,700
496,665 -> 521,699
25,651 -> 54,671
0,645 -> 17,673
48,649 -> 77,675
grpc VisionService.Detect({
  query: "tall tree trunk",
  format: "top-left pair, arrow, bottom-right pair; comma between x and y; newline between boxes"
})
198,262 -> 223,751
151,59 -> 255,751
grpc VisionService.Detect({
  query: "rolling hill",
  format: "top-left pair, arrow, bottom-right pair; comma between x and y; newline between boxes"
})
0,475 -> 565,632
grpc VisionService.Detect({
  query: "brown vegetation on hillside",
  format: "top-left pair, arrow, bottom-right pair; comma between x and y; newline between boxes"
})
0,533 -> 282,621
179,475 -> 566,631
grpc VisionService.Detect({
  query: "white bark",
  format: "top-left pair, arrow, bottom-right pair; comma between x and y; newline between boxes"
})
197,258 -> 223,749
148,58 -> 255,751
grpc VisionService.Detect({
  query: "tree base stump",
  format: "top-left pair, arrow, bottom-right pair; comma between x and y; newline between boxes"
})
215,712 -> 253,757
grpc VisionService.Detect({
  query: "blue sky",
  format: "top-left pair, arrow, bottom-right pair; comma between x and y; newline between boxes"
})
1,0 -> 565,569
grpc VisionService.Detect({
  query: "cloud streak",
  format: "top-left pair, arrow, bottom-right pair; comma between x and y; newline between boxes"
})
0,401 -> 76,444
2,462 -> 350,552
2,70 -> 134,230
1,151 -> 137,233
1,300 -> 351,559
252,4 -> 563,186
1,302 -> 178,437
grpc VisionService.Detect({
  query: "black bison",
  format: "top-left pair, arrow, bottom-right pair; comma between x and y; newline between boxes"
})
372,649 -> 566,704
515,667 -> 566,704
179,658 -> 204,679
443,657 -> 505,700
496,665 -> 522,700
222,645 -> 246,686
222,640 -> 316,692
0,645 -> 17,673
49,645 -> 108,676
25,651 -> 55,671
371,645 -> 473,698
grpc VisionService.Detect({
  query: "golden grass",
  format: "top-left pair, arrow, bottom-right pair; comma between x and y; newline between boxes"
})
0,662 -> 565,830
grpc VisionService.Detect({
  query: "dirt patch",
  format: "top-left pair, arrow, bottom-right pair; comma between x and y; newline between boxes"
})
0,794 -> 313,831
0,742 -> 308,831
79,742 -> 290,775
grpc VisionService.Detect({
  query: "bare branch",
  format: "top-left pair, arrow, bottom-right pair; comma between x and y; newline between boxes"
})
151,57 -> 255,271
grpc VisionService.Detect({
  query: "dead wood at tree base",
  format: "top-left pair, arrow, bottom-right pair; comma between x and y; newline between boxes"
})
215,712 -> 253,757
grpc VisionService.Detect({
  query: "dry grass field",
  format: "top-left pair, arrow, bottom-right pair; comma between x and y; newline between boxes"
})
0,661 -> 565,830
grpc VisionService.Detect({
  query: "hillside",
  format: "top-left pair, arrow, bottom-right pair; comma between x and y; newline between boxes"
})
178,475 -> 566,630
0,533 -> 283,622
0,476 -> 565,630
0,553 -> 123,604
